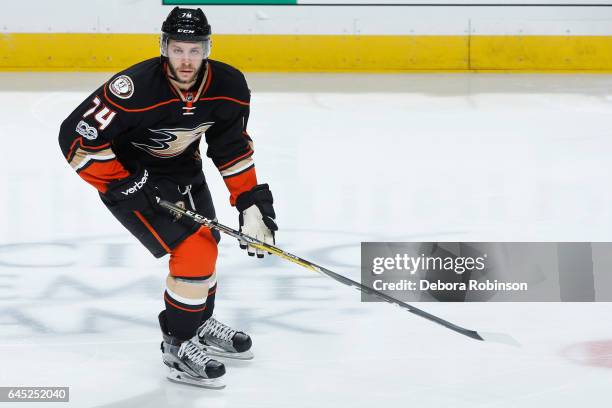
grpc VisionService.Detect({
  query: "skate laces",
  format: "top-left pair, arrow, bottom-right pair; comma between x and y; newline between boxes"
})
178,340 -> 212,366
199,317 -> 236,342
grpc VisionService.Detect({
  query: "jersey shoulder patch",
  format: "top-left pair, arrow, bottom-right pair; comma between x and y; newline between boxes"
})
103,58 -> 174,111
108,75 -> 135,99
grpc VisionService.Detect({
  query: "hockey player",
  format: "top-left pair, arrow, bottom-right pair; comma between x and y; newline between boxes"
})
58,7 -> 277,388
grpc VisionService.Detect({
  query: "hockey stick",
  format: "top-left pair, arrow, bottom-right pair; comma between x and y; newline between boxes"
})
156,197 -> 519,346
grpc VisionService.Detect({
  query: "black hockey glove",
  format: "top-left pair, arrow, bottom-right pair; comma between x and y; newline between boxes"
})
235,184 -> 278,258
104,168 -> 155,212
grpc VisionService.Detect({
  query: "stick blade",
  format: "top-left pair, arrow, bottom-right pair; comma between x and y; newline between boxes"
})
478,331 -> 522,347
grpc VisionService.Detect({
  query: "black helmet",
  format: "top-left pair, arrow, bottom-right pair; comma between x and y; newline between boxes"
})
160,7 -> 212,59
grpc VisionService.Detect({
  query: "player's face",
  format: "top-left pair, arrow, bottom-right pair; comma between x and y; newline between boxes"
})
167,40 -> 205,84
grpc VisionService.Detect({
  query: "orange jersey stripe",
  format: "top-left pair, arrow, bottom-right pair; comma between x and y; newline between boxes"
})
66,137 -> 111,160
218,149 -> 254,171
224,166 -> 257,206
79,160 -> 130,193
199,96 -> 249,106
103,84 -> 180,113
198,62 -> 213,100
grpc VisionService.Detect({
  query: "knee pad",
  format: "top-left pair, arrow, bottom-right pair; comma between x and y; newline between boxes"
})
169,226 -> 218,278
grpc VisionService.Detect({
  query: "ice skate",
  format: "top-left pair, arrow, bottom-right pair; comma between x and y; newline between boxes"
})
160,313 -> 226,389
161,337 -> 226,389
197,316 -> 254,360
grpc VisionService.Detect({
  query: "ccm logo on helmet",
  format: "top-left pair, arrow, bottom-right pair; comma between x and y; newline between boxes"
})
121,170 -> 148,196
177,29 -> 195,33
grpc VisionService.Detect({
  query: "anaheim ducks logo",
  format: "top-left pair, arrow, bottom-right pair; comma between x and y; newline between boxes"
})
132,122 -> 214,158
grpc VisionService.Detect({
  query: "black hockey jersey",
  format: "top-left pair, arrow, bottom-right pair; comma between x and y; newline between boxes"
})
59,58 -> 257,205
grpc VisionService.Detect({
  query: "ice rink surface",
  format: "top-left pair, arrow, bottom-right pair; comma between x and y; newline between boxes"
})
0,71 -> 611,407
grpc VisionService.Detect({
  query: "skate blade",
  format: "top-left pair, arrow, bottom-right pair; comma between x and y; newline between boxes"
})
202,345 -> 254,361
166,368 -> 225,389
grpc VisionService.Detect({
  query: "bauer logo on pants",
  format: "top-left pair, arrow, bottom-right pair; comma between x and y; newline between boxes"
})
109,75 -> 134,99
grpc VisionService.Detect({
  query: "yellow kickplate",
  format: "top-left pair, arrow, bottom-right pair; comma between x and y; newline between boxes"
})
1,33 -> 611,72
